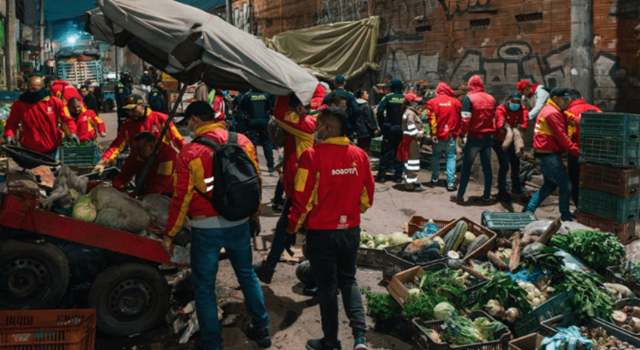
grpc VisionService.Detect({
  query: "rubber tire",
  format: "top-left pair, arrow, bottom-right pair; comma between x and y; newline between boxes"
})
89,263 -> 170,336
0,239 -> 70,309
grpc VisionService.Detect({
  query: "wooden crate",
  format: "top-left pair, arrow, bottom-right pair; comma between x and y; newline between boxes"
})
580,163 -> 640,197
433,217 -> 498,261
576,211 -> 636,244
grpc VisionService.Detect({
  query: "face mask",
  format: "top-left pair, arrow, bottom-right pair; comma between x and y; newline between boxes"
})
508,103 -> 521,112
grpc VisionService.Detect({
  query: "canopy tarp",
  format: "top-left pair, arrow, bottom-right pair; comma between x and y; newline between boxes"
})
86,0 -> 318,103
265,16 -> 380,81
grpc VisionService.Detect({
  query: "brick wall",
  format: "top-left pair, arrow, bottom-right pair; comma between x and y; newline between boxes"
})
232,0 -> 640,112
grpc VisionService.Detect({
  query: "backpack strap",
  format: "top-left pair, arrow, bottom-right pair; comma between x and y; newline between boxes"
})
228,132 -> 238,145
193,136 -> 222,152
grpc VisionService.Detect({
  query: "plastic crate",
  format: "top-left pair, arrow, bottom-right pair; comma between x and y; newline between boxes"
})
577,188 -> 640,224
576,212 -> 636,244
434,217 -> 498,260
415,311 -> 512,350
0,309 -> 95,350
580,112 -> 640,139
598,298 -> 640,339
356,247 -> 387,269
541,314 -> 640,347
60,143 -> 101,167
381,243 -> 446,282
508,333 -> 544,350
481,211 -> 537,235
387,263 -> 486,307
580,163 -> 640,197
370,136 -> 382,154
406,216 -> 452,237
513,292 -> 574,337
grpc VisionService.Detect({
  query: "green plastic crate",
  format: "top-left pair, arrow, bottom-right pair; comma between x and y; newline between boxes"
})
580,113 -> 640,167
60,143 -> 100,167
513,292 -> 573,337
370,136 -> 382,154
578,188 -> 640,224
580,112 -> 640,138
480,211 -> 537,234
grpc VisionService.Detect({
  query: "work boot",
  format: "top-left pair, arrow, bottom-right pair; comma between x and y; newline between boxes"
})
392,174 -> 403,184
247,324 -> 272,348
306,339 -> 341,350
496,192 -> 512,203
375,172 -> 386,183
254,262 -> 275,284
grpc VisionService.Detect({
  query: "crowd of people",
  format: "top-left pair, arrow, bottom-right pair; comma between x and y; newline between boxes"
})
2,68 -> 603,350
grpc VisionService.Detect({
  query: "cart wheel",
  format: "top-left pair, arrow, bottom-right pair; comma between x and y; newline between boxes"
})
0,240 -> 70,309
89,263 -> 170,336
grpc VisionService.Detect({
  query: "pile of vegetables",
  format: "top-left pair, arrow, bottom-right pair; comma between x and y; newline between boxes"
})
558,270 -> 614,321
582,326 -> 639,350
551,230 -> 625,270
474,272 -> 532,322
621,260 -> 640,286
427,312 -> 508,346
516,280 -> 551,308
360,232 -> 410,250
611,304 -> 640,334
364,290 -> 401,321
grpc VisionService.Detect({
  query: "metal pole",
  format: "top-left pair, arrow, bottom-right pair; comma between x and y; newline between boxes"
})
5,0 -> 17,90
39,0 -> 44,65
570,0 -> 593,102
226,0 -> 233,25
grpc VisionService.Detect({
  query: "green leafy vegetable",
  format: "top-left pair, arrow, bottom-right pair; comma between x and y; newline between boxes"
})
473,272 -> 532,313
621,260 -> 640,285
442,313 -> 507,346
558,270 -> 614,321
551,230 -> 624,270
364,290 -> 401,321
403,293 -> 447,320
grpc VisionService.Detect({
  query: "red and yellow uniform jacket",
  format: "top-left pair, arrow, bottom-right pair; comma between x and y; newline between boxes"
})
5,95 -> 77,153
565,98 -> 602,147
101,108 -> 185,163
288,137 -> 374,232
494,104 -> 528,141
533,100 -> 578,157
164,122 -> 259,237
461,76 -> 497,137
425,82 -> 462,141
75,109 -> 106,142
112,142 -> 177,195
273,96 -> 317,197
50,80 -> 83,103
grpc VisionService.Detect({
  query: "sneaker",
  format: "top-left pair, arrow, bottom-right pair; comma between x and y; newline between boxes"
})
271,203 -> 284,213
446,184 -> 457,192
430,179 -> 439,186
392,175 -> 403,184
354,336 -> 368,350
480,195 -> 493,204
375,173 -> 386,183
247,324 -> 271,348
302,285 -> 319,296
496,192 -> 512,202
561,213 -> 576,222
306,339 -> 341,350
254,262 -> 274,284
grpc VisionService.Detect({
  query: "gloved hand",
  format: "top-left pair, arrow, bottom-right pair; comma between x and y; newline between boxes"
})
93,162 -> 106,175
68,134 -> 80,144
249,216 -> 261,237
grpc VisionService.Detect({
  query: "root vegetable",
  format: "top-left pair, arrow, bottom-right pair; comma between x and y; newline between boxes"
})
613,310 -> 628,325
631,317 -> 640,333
504,307 -> 520,323
632,306 -> 640,318
485,299 -> 504,318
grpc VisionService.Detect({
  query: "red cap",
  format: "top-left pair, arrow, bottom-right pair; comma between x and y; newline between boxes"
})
404,92 -> 422,104
516,80 -> 531,92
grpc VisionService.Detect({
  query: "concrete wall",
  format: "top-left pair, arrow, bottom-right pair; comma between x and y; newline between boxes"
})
232,0 -> 640,112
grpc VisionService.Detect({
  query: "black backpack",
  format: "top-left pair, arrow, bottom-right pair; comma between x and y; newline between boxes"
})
193,132 -> 261,221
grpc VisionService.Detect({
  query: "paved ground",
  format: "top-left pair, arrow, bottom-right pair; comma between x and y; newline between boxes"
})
95,112 -> 561,350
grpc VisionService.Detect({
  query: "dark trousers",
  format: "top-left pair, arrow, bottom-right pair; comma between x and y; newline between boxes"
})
248,129 -> 275,170
272,179 -> 285,206
568,154 -> 580,205
492,140 -> 523,194
307,228 -> 366,345
458,134 -> 493,199
357,137 -> 371,152
379,134 -> 402,176
265,200 -> 291,271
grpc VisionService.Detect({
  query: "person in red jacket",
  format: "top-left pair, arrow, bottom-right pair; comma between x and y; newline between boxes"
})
50,80 -> 83,103
493,94 -> 529,202
288,107 -> 373,350
4,75 -> 78,156
93,94 -> 185,173
254,93 -> 318,285
455,75 -> 497,204
525,88 -> 578,221
163,101 -> 270,350
67,98 -> 106,142
111,132 -> 176,195
426,82 -> 462,191
565,89 -> 602,205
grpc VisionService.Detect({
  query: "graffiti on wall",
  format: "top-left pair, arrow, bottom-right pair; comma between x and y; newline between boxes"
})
380,41 -> 622,107
233,2 -> 252,33
316,0 -> 368,24
438,0 -> 493,19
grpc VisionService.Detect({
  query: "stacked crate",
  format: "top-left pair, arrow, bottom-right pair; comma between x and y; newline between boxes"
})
577,112 -> 640,243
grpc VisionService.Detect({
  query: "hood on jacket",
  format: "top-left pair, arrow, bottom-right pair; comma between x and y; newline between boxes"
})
467,75 -> 485,93
567,98 -> 587,109
310,83 -> 327,110
435,82 -> 455,97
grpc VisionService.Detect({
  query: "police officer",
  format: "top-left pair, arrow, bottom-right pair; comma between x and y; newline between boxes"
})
239,89 -> 276,172
322,75 -> 359,136
376,79 -> 406,183
115,72 -> 133,129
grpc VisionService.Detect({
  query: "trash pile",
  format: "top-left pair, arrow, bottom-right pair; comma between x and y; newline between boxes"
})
360,213 -> 640,349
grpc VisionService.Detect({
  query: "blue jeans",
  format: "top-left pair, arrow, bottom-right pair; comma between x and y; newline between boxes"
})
191,223 -> 269,350
248,129 -> 274,170
457,135 -> 493,199
526,153 -> 572,218
431,137 -> 457,187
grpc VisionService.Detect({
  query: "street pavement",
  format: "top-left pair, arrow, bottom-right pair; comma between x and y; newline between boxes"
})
96,111 -> 560,350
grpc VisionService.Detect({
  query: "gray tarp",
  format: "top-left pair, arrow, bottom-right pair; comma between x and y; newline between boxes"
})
87,0 -> 318,103
265,17 -> 380,81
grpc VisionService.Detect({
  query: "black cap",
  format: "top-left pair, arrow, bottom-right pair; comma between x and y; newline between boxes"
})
549,87 -> 573,98
184,101 -> 215,120
122,94 -> 145,109
321,106 -> 349,134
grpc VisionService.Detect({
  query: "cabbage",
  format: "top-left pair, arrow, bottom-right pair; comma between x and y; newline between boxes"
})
433,301 -> 456,321
72,195 -> 96,222
388,232 -> 411,246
